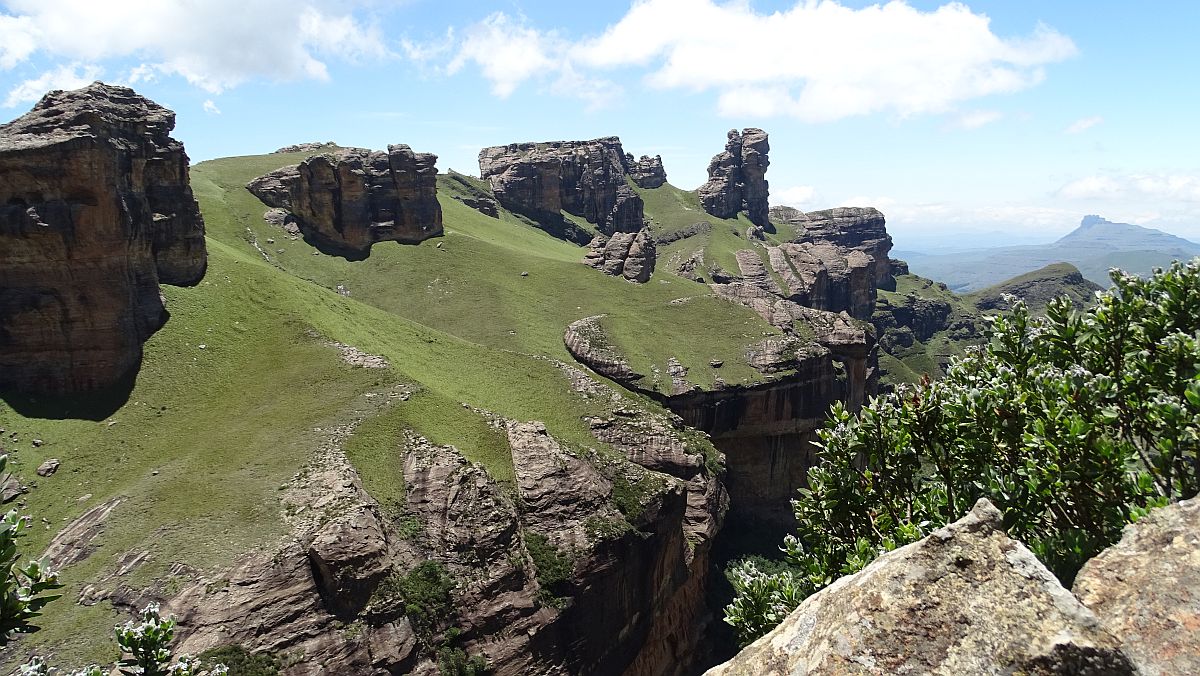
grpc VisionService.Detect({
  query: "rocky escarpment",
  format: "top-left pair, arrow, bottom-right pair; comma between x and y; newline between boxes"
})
583,229 -> 656,283
707,499 -> 1136,675
1074,497 -> 1200,676
139,359 -> 727,675
478,137 -> 648,239
564,309 -> 870,531
247,145 -> 442,257
771,205 -> 893,288
0,82 -> 206,396
698,129 -> 770,227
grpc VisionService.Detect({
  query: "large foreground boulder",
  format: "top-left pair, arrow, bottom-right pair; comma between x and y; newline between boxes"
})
706,499 -> 1135,676
0,82 -> 206,396
1074,497 -> 1200,676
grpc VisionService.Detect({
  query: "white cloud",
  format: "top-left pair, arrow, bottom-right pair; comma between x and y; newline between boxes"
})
203,99 -> 221,115
3,62 -> 101,108
774,185 -> 819,208
448,13 -> 559,98
447,12 -> 620,106
1064,115 -> 1103,134
0,14 -> 39,69
1058,172 -> 1200,202
0,1 -> 390,95
571,0 -> 1076,121
954,110 -> 1004,130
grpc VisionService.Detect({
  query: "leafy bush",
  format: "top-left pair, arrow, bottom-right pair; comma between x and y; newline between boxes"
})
0,455 -> 63,644
197,646 -> 279,676
725,260 -> 1200,645
524,532 -> 572,604
379,560 -> 455,639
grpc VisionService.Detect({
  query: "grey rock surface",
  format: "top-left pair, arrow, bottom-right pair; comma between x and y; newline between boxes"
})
1074,497 -> 1200,676
706,499 -> 1136,676
697,129 -> 770,226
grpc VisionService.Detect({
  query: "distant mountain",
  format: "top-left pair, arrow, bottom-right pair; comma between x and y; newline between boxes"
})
901,216 -> 1200,291
965,262 -> 1103,313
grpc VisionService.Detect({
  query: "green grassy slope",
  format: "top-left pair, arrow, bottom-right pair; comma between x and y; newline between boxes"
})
965,262 -> 1102,313
1,150 -> 787,663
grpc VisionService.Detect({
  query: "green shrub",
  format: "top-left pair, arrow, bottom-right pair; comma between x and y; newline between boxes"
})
378,561 -> 455,640
197,646 -> 279,676
725,260 -> 1200,645
524,532 -> 572,604
0,455 -> 63,644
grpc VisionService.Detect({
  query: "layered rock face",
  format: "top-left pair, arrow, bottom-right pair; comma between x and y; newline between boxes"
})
1074,497 -> 1200,676
583,228 -> 656,283
770,205 -> 893,289
247,145 -> 442,256
698,129 -> 770,227
628,153 -> 667,188
160,371 -> 726,675
478,137 -> 647,236
0,82 -> 206,395
706,499 -> 1136,675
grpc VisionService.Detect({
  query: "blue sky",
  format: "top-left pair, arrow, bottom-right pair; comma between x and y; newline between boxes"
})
2,1 -> 1198,248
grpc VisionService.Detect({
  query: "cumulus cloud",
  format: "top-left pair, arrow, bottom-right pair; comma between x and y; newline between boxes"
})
447,12 -> 620,107
0,14 -> 38,69
774,185 -> 819,208
444,0 -> 1076,121
203,99 -> 221,115
0,0 -> 390,99
3,62 -> 101,108
1058,173 -> 1200,202
1064,115 -> 1103,134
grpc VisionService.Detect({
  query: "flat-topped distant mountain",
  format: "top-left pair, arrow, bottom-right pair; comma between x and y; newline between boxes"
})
899,215 -> 1200,291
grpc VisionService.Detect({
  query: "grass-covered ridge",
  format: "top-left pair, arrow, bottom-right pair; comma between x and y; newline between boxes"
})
1,148 -> 785,663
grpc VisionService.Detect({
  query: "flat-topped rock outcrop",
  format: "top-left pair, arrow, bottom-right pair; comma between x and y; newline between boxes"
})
247,145 -> 442,256
771,205 -> 893,288
0,82 -> 206,396
478,137 -> 649,236
698,129 -> 770,227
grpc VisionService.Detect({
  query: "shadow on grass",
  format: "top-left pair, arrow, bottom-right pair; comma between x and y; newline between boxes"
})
1,368 -> 136,421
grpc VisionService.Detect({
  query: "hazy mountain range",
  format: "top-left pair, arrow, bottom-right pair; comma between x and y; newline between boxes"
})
897,215 -> 1200,291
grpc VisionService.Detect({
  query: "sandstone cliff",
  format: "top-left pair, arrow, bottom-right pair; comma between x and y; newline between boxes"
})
583,228 -> 656,283
771,205 -> 893,289
706,499 -> 1136,675
478,137 -> 648,238
247,145 -> 442,257
0,82 -> 206,396
698,129 -> 770,227
130,367 -> 728,675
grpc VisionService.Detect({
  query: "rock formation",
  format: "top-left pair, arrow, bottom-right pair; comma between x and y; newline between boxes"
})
247,145 -> 442,256
478,137 -> 647,237
583,228 -> 656,282
697,129 -> 770,227
627,154 -> 667,188
770,205 -> 893,289
706,499 -> 1136,676
0,82 -> 206,396
1074,497 -> 1200,676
